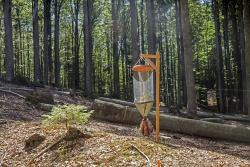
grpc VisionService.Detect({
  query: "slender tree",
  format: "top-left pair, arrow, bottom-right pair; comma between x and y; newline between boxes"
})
145,0 -> 156,54
238,0 -> 247,114
129,0 -> 139,64
212,0 -> 226,112
54,0 -> 63,87
179,0 -> 197,114
74,0 -> 80,89
32,0 -> 41,83
140,0 -> 145,53
84,0 -> 93,96
3,0 -> 14,82
222,0 -> 231,112
230,0 -> 243,112
243,0 -> 250,116
43,0 -> 52,85
112,0 -> 120,98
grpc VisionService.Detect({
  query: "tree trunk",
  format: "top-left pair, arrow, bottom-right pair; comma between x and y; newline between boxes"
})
212,0 -> 226,113
54,0 -> 62,87
74,0 -> 80,89
129,0 -> 139,65
238,0 -> 247,114
3,0 -> 14,82
179,0 -> 197,114
112,0 -> 120,98
230,0 -> 243,112
140,0 -> 145,53
15,7 -> 22,77
243,0 -> 250,116
93,99 -> 250,143
177,0 -> 187,106
32,0 -> 41,83
145,0 -> 156,54
84,0 -> 93,96
43,0 -> 52,85
222,0 -> 231,112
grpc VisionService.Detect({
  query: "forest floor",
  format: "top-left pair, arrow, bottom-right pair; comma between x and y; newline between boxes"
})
0,84 -> 250,167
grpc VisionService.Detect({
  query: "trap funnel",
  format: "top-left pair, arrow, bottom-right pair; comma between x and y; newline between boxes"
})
132,65 -> 154,116
135,101 -> 154,117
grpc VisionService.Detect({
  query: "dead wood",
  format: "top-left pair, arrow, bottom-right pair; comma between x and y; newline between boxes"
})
25,90 -> 54,105
93,99 -> 250,143
130,144 -> 151,167
25,134 -> 46,152
39,103 -> 54,111
0,89 -> 25,99
27,127 -> 92,166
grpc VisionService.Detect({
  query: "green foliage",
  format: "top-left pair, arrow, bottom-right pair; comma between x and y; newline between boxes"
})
42,104 -> 93,129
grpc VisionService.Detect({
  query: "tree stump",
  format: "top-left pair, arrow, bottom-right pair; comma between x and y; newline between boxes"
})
24,134 -> 46,152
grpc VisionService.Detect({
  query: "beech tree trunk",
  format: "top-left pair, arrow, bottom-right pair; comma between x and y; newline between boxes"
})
112,0 -> 120,98
145,0 -> 156,54
129,0 -> 139,64
54,0 -> 62,87
84,0 -> 93,96
238,0 -> 247,114
32,0 -> 41,83
74,0 -> 80,89
43,0 -> 52,85
212,0 -> 226,113
179,0 -> 197,114
222,0 -> 231,112
243,0 -> 250,116
230,1 -> 243,112
140,0 -> 145,53
3,0 -> 14,82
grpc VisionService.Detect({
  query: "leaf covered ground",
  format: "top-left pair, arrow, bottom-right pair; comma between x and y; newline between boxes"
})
0,120 -> 250,167
0,85 -> 250,166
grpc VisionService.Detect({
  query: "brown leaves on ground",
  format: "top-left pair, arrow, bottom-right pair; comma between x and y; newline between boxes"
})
0,121 -> 250,167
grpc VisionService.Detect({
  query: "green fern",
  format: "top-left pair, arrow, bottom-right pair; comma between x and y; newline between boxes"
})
42,104 -> 93,129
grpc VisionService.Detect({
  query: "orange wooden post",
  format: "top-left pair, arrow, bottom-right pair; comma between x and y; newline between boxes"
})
155,53 -> 160,141
157,159 -> 161,167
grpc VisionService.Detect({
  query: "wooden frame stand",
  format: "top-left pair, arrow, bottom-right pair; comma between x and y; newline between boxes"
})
140,53 -> 161,141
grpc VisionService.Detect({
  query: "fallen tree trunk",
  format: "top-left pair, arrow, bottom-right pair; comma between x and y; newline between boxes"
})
93,99 -> 250,143
0,89 -> 25,99
39,103 -> 54,111
97,97 -> 168,113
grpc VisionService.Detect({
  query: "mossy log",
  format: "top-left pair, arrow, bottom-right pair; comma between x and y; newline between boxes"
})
93,99 -> 250,143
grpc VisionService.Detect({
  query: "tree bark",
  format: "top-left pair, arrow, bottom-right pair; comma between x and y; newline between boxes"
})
230,0 -> 243,112
212,0 -> 226,113
179,0 -> 197,114
43,0 -> 52,85
145,0 -> 156,54
112,0 -> 120,98
32,0 -> 41,83
243,0 -> 250,116
222,0 -> 231,112
140,0 -> 145,53
54,0 -> 62,87
238,0 -> 247,114
84,0 -> 93,96
129,0 -> 139,65
93,99 -> 250,143
74,0 -> 80,89
3,0 -> 14,82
